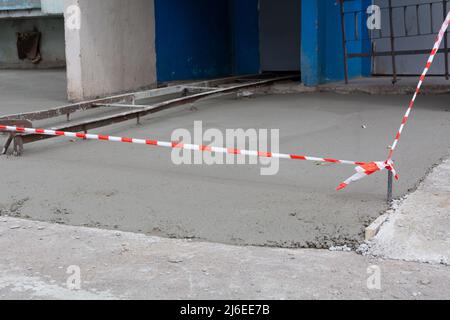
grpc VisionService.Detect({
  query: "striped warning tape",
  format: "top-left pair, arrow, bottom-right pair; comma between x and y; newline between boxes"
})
336,160 -> 398,191
336,11 -> 450,191
0,125 -> 367,166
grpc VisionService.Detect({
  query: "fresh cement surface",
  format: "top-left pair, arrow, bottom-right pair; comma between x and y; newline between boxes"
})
1,70 -> 450,248
1,216 -> 449,300
0,69 -> 68,112
368,159 -> 450,265
317,76 -> 450,95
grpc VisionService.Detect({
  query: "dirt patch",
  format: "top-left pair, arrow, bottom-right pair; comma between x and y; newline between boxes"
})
0,198 -> 30,218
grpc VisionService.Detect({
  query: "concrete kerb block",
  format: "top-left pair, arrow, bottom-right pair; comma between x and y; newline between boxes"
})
365,214 -> 390,241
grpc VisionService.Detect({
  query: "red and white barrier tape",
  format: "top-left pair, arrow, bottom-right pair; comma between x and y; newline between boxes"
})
337,11 -> 450,191
336,160 -> 398,191
0,125 -> 367,166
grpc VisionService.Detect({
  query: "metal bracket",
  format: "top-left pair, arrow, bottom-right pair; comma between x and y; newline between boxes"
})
0,120 -> 32,156
13,135 -> 24,156
2,132 -> 15,155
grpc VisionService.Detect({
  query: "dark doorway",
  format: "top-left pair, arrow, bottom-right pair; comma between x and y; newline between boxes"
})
259,0 -> 301,72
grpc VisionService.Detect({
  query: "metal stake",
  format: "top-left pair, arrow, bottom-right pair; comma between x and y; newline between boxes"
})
387,170 -> 394,203
340,0 -> 350,84
389,0 -> 398,85
443,0 -> 449,80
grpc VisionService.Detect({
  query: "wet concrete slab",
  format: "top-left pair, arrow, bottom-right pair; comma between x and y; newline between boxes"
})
1,70 -> 450,248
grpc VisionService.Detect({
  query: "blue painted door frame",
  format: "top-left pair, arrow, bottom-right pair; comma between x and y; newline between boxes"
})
301,0 -> 372,86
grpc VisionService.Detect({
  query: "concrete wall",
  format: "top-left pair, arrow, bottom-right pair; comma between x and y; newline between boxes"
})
0,0 -> 40,10
0,0 -> 64,13
65,0 -> 157,101
41,0 -> 64,13
373,0 -> 449,75
0,17 -> 66,68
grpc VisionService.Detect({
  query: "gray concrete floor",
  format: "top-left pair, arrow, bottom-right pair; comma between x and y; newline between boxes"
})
0,69 -> 67,112
368,159 -> 450,265
1,70 -> 450,249
318,76 -> 450,95
1,216 -> 449,300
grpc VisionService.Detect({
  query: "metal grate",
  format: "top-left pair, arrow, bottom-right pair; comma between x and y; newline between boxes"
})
340,0 -> 450,84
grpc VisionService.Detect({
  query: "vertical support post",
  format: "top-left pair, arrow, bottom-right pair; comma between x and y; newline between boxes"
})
443,0 -> 449,80
388,0 -> 397,84
387,170 -> 394,204
430,4 -> 434,36
416,5 -> 421,35
1,133 -> 15,155
133,97 -> 141,125
13,136 -> 24,156
340,0 -> 350,84
404,6 -> 409,37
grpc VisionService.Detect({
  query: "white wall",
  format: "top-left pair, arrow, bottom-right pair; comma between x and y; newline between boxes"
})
42,0 -> 65,14
373,0 -> 449,75
64,0 -> 157,101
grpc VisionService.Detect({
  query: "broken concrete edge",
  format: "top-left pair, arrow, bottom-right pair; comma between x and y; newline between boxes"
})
365,214 -> 390,242
364,198 -> 404,242
364,154 -> 450,243
364,193 -> 410,242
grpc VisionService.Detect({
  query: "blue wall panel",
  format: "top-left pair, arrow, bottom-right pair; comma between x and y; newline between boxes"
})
229,0 -> 260,75
155,0 -> 232,82
300,0 -> 321,86
301,0 -> 371,86
322,0 -> 348,83
344,0 -> 372,78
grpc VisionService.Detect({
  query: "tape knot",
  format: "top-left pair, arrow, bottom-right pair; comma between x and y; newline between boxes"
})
337,160 -> 399,191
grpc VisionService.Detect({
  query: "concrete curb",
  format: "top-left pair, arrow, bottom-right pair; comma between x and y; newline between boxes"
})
365,214 -> 390,241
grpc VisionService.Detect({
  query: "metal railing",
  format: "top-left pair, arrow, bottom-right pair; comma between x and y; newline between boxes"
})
340,0 -> 450,84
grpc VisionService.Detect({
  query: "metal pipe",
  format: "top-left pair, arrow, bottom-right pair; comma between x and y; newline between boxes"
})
340,0 -> 350,84
443,0 -> 449,80
416,5 -> 421,35
387,170 -> 394,203
389,0 -> 398,84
